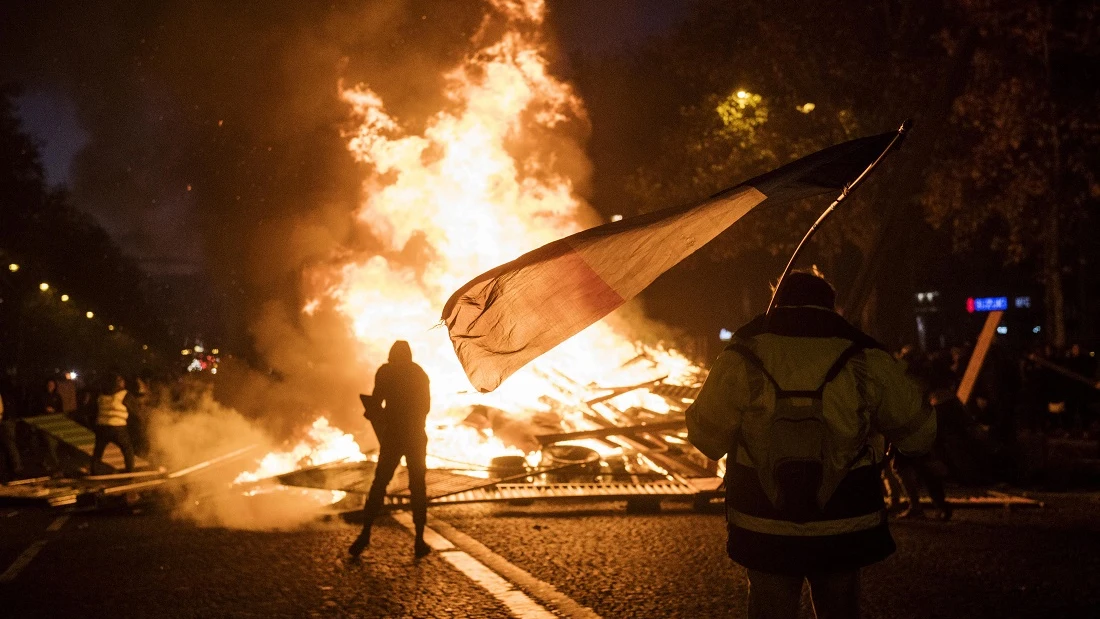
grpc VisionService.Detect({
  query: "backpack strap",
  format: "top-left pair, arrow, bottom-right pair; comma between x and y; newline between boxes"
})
726,343 -> 780,393
814,342 -> 867,395
729,342 -> 860,399
727,342 -> 820,397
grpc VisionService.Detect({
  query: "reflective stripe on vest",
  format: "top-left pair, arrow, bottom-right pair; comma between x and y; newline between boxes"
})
96,391 -> 129,426
727,507 -> 886,537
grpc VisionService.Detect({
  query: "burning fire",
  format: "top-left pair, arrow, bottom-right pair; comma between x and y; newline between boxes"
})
233,418 -> 367,486
239,0 -> 701,484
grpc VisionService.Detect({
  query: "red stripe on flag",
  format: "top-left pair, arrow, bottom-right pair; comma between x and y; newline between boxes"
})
451,247 -> 624,392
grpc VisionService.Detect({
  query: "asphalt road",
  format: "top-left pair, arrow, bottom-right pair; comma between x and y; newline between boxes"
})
2,491 -> 1100,618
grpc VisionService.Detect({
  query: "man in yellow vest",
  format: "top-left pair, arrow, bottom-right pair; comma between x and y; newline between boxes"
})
92,373 -> 136,475
687,270 -> 935,619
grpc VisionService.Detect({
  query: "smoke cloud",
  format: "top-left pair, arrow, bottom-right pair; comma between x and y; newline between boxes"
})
0,0 -> 502,436
2,1 -> 687,518
145,381 -> 346,529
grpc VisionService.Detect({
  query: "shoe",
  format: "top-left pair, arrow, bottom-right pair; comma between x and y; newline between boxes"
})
414,539 -> 431,558
349,529 -> 371,558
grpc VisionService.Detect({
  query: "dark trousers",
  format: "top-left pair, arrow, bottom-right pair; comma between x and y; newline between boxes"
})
0,420 -> 22,477
362,434 -> 427,536
747,569 -> 860,619
91,425 -> 135,474
30,430 -> 60,473
895,454 -> 948,513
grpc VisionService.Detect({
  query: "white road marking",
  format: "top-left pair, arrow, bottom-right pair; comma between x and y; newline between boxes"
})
389,512 -> 454,550
0,540 -> 47,583
46,515 -> 70,532
429,518 -> 602,619
441,551 -> 557,619
389,511 -> 601,619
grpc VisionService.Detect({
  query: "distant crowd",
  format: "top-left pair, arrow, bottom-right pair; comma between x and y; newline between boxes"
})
900,343 -> 1098,437
893,342 -> 1099,487
0,371 -> 176,480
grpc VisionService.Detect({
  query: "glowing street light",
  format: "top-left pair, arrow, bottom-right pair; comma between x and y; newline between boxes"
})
86,311 -> 94,319
108,325 -> 115,331
61,294 -> 70,302
39,282 -> 49,291
142,344 -> 149,351
7,263 -> 18,272
181,349 -> 191,356
211,348 -> 219,355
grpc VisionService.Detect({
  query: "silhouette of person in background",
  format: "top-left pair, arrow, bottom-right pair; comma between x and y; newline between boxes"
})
350,340 -> 431,559
33,378 -> 64,474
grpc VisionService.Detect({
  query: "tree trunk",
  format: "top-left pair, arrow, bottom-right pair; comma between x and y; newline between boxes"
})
1041,11 -> 1066,349
1043,211 -> 1066,348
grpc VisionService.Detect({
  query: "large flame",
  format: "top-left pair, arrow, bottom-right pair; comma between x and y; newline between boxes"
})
247,0 -> 700,477
233,417 -> 367,485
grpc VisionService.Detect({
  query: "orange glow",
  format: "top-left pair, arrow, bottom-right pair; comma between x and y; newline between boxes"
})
254,0 -> 701,475
234,418 -> 365,504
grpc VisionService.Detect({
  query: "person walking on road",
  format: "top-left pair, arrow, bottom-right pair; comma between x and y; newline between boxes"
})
91,373 -> 136,475
29,378 -> 63,474
350,340 -> 431,559
687,270 -> 936,619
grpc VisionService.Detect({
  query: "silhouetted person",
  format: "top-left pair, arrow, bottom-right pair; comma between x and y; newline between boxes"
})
30,378 -> 63,473
350,341 -> 431,559
0,381 -> 23,479
895,352 -> 955,519
91,373 -> 136,475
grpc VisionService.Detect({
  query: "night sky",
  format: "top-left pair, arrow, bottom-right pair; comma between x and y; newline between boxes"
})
2,0 -> 688,276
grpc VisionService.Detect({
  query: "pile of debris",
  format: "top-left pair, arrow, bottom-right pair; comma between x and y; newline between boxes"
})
0,412 -> 257,510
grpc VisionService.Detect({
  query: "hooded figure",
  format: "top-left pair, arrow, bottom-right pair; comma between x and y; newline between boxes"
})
350,340 -> 431,558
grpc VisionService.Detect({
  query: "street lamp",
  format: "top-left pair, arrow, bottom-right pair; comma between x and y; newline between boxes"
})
86,311 -> 94,319
7,263 -> 18,272
108,325 -> 115,331
39,282 -> 49,291
61,294 -> 70,302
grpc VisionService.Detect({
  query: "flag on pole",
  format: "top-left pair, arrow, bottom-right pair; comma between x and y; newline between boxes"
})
443,130 -> 901,392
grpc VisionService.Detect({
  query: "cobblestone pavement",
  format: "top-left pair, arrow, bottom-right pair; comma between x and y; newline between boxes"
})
433,492 -> 1100,618
0,505 -> 511,618
1,491 -> 1099,618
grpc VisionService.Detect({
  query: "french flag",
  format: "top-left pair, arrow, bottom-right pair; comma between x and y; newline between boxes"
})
443,130 -> 904,392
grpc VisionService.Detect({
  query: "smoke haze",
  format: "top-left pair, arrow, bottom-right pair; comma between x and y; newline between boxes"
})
1,1 -> 687,471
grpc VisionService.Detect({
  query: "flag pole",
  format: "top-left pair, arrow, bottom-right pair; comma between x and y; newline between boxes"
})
765,119 -> 912,319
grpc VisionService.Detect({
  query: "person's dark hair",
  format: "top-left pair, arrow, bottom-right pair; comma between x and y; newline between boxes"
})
773,267 -> 836,309
388,340 -> 413,364
103,372 -> 125,393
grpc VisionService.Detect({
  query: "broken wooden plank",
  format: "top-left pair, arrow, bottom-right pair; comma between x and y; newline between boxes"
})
535,420 -> 686,446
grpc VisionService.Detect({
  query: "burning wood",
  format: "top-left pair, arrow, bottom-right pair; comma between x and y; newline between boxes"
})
216,0 -> 711,506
